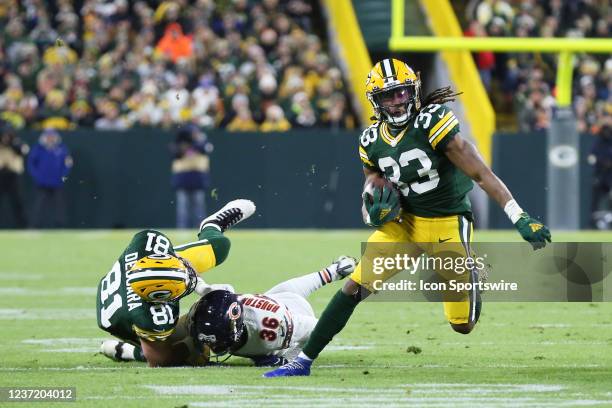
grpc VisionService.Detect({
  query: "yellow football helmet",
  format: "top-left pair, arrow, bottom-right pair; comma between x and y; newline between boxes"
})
365,58 -> 421,126
128,254 -> 197,303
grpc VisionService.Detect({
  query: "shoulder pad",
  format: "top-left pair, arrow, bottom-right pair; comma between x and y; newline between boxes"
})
359,122 -> 381,149
414,104 -> 460,149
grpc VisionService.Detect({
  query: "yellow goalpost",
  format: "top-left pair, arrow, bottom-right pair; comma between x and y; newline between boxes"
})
389,0 -> 612,108
389,0 -> 612,164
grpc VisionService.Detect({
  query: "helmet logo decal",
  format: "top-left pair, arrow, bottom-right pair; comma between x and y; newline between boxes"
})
148,289 -> 173,300
227,302 -> 241,320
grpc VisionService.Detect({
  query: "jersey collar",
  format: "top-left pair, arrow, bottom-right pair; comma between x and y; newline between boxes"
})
380,122 -> 408,147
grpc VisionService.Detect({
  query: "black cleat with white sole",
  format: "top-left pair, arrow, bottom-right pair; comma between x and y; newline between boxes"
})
199,199 -> 256,233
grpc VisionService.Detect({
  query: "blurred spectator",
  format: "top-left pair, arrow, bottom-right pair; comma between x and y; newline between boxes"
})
320,92 -> 355,129
289,92 -> 317,128
0,0 -> 356,130
27,129 -> 73,229
171,125 -> 213,229
38,89 -> 75,130
464,21 -> 495,92
227,107 -> 258,131
464,0 -> 610,132
0,122 -> 28,228
260,105 -> 291,132
155,23 -> 194,63
94,102 -> 128,130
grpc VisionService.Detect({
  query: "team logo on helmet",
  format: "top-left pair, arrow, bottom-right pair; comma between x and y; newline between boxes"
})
147,289 -> 173,301
227,302 -> 241,320
128,254 -> 197,303
198,333 -> 217,343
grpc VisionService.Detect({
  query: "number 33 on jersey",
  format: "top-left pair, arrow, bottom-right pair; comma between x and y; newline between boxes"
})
359,104 -> 473,218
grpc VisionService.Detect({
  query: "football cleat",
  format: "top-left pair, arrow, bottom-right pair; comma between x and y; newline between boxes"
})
263,356 -> 312,377
328,255 -> 357,280
100,340 -> 132,362
200,199 -> 256,233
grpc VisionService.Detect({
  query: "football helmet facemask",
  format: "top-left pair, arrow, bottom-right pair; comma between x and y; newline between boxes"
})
365,58 -> 421,127
128,254 -> 197,303
190,290 -> 244,355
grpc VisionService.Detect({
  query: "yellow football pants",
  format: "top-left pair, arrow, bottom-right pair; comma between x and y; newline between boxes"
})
175,241 -> 217,274
351,213 -> 478,325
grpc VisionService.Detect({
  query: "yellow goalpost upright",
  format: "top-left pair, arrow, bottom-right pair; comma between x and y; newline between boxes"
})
389,0 -> 612,163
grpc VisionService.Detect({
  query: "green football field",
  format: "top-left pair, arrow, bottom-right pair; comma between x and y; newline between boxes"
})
1,229 -> 612,407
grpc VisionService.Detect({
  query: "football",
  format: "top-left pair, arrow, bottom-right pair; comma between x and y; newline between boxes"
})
363,174 -> 399,205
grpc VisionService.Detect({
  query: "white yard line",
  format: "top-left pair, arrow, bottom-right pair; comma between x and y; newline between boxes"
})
0,273 -> 43,280
187,398 -> 609,408
326,345 -> 373,351
22,338 -> 106,346
41,347 -> 99,353
0,308 -> 93,320
0,287 -> 96,296
142,384 -> 608,408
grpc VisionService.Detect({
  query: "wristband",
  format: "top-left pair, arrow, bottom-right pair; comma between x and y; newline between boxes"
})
504,199 -> 524,224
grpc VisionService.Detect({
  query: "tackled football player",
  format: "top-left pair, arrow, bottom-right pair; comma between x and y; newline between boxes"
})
188,256 -> 356,367
265,58 -> 552,377
97,199 -> 255,367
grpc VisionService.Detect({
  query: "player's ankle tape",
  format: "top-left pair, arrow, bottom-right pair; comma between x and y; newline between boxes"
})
504,199 -> 524,224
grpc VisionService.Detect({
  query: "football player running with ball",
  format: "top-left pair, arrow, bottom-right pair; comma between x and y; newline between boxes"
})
97,199 -> 255,367
265,58 -> 551,377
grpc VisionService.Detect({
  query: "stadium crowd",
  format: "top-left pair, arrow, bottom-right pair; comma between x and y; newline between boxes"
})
464,0 -> 610,134
0,0 -> 356,131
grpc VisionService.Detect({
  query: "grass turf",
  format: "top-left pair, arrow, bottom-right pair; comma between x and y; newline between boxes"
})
0,229 -> 611,407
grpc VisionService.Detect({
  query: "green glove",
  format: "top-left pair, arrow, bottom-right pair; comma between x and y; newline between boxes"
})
515,213 -> 552,250
363,184 -> 400,227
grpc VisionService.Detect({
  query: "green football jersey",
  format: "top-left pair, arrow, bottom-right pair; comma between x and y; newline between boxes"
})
96,230 -> 180,345
358,104 -> 473,218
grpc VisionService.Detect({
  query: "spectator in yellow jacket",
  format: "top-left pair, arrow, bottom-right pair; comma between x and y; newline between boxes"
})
227,108 -> 259,132
260,105 -> 291,133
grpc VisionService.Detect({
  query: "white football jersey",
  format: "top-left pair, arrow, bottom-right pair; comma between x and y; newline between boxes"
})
233,294 -> 295,358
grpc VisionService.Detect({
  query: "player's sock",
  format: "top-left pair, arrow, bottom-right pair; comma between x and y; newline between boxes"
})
117,342 -> 136,361
297,351 -> 312,361
266,272 -> 327,298
265,256 -> 357,298
197,226 -> 231,265
133,346 -> 146,362
100,340 -> 146,362
301,289 -> 360,360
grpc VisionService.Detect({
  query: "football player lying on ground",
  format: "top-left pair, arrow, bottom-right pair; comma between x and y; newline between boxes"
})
101,256 -> 356,366
188,255 -> 356,366
97,199 -> 255,367
264,58 -> 552,377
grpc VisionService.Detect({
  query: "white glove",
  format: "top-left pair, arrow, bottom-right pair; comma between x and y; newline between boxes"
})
195,277 -> 235,296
